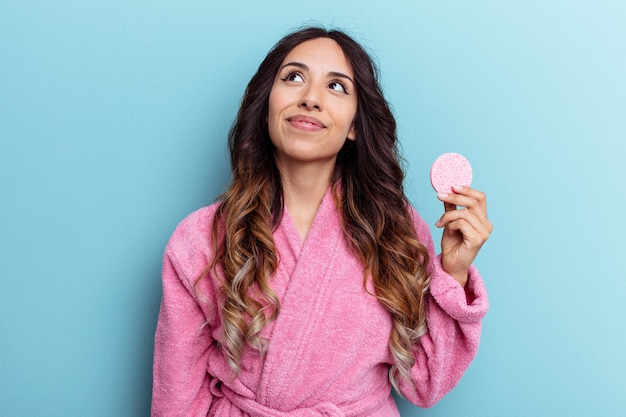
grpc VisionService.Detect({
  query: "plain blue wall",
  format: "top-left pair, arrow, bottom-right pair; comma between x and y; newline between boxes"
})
2,1 -> 625,415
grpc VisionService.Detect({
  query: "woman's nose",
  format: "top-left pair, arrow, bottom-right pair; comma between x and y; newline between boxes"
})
299,84 -> 323,111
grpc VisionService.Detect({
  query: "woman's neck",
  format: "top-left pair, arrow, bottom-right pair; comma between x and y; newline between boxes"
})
277,159 -> 335,242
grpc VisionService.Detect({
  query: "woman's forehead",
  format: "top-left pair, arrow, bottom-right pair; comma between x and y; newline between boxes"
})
280,38 -> 354,77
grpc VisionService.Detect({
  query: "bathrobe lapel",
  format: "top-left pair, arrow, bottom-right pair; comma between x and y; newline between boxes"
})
257,189 -> 346,408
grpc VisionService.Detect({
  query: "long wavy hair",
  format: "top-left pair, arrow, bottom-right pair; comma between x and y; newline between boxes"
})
205,26 -> 431,391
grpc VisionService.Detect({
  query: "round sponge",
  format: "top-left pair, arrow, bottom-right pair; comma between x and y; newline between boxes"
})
430,153 -> 473,193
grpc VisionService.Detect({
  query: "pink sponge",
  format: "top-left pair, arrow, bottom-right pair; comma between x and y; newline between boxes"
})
430,153 -> 473,193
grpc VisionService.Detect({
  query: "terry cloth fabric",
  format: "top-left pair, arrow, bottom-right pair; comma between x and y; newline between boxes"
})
151,188 -> 489,416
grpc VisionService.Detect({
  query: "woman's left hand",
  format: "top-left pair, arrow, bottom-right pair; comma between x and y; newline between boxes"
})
435,186 -> 493,287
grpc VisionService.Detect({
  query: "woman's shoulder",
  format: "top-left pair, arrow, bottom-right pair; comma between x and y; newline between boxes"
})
407,204 -> 431,240
176,202 -> 221,233
166,202 -> 222,255
406,204 -> 423,220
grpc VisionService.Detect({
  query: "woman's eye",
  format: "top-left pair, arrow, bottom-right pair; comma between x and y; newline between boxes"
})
283,72 -> 304,83
329,81 -> 347,94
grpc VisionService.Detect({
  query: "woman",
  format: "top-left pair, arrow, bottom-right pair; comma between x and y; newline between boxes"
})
152,26 -> 492,416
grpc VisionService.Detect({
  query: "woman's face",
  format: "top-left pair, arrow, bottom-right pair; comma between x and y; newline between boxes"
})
267,37 -> 358,170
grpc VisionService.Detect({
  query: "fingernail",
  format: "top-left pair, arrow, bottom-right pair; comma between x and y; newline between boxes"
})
437,192 -> 449,199
452,185 -> 464,191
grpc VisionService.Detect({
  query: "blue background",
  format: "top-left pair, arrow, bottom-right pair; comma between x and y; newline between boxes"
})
2,1 -> 625,415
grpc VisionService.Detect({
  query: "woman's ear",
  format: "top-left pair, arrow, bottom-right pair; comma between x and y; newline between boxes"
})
347,124 -> 356,141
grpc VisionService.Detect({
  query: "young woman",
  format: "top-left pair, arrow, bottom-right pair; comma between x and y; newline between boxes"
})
152,26 -> 492,417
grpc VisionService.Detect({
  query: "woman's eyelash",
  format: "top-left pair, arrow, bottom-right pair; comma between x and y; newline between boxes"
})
281,71 -> 303,82
329,80 -> 349,94
280,71 -> 350,94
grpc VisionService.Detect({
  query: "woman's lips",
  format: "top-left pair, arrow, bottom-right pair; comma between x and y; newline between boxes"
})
287,115 -> 326,131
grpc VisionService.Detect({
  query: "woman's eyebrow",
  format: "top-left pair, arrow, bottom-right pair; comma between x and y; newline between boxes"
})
280,61 -> 354,84
280,61 -> 308,72
328,71 -> 354,85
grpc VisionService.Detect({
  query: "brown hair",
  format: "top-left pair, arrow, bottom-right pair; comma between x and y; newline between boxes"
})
206,26 -> 430,391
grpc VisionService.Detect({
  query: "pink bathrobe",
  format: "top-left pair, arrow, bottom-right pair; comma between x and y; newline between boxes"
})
152,190 -> 488,416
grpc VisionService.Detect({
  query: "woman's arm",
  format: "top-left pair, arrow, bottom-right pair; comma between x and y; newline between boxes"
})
152,213 -> 217,417
400,208 -> 489,407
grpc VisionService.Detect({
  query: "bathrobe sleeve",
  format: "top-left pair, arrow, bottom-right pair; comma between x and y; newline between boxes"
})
400,209 -> 489,407
151,207 -> 218,417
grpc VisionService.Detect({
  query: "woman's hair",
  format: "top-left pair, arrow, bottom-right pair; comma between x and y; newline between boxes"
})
205,26 -> 431,391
